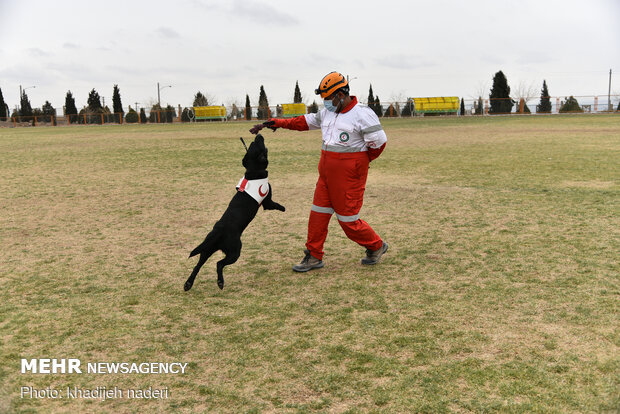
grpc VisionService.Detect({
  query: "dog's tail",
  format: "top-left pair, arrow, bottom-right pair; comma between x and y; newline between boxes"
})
189,230 -> 222,258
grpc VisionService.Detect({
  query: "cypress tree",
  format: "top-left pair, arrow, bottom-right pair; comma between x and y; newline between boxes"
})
460,98 -> 465,116
559,96 -> 583,113
367,84 -> 375,109
474,97 -> 484,115
82,89 -> 102,124
257,86 -> 269,120
293,81 -> 302,103
139,108 -> 147,124
308,100 -> 318,114
41,102 -> 56,125
41,101 -> 56,123
149,104 -> 162,123
112,85 -> 123,116
181,107 -> 192,122
401,99 -> 414,116
538,80 -> 552,113
87,89 -> 103,111
374,96 -> 383,117
489,71 -> 514,114
20,91 -> 34,118
0,87 -> 7,119
65,91 -> 78,119
193,92 -> 209,107
245,94 -> 251,120
383,104 -> 397,117
125,107 -> 139,123
367,84 -> 383,116
165,104 -> 176,123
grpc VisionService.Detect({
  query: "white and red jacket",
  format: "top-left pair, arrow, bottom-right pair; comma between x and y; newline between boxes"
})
272,96 -> 387,160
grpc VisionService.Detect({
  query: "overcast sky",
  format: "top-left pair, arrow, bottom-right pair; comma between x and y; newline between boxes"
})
1,0 -> 619,112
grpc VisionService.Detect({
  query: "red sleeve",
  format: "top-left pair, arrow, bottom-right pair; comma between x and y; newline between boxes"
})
367,142 -> 386,162
272,116 -> 309,131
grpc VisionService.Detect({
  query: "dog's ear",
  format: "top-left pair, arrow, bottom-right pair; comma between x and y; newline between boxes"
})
240,137 -> 249,152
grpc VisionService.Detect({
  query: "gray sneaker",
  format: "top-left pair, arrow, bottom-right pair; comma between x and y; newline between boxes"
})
361,242 -> 389,265
292,249 -> 324,272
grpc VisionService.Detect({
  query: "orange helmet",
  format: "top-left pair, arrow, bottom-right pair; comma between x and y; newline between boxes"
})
315,71 -> 349,99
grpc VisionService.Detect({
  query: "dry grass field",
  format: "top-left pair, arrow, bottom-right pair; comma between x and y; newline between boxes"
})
1,115 -> 618,413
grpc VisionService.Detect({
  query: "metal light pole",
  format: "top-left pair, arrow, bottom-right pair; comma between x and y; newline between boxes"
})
157,82 -> 172,107
608,69 -> 612,112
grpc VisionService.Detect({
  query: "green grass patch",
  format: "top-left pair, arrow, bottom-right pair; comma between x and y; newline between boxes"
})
1,115 -> 618,412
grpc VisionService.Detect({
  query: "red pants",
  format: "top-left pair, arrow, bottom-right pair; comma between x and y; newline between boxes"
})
306,150 -> 383,260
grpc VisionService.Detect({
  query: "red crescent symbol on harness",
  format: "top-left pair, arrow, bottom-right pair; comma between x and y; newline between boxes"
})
258,184 -> 268,197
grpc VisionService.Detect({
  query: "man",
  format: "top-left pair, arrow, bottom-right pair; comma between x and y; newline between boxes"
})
257,71 -> 388,272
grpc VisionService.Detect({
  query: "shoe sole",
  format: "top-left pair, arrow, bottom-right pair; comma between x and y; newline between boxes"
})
292,262 -> 325,273
361,243 -> 389,265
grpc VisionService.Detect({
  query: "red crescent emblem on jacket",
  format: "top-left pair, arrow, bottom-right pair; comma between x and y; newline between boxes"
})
258,184 -> 268,197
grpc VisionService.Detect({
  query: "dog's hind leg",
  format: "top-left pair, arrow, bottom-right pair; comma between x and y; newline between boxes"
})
185,257 -> 205,291
185,232 -> 220,291
216,239 -> 242,290
189,229 -> 221,258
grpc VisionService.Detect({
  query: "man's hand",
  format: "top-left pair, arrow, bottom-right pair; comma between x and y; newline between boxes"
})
263,120 -> 278,131
249,120 -> 278,134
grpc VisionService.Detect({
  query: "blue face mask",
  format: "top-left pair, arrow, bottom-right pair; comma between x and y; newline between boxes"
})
324,97 -> 340,112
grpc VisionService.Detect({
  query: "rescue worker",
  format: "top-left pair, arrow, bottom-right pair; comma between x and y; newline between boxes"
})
258,71 -> 388,272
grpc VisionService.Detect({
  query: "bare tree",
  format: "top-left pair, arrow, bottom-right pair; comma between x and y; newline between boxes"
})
468,82 -> 489,115
389,91 -> 408,116
512,80 -> 538,113
471,81 -> 488,101
225,97 -> 241,119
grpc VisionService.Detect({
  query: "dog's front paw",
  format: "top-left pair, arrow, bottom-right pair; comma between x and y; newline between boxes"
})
217,276 -> 224,290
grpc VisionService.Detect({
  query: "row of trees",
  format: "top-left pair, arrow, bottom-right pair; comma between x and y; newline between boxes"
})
0,87 -> 60,125
486,71 -> 553,114
0,85 -> 128,124
480,71 -> 604,114
2,76 -> 618,124
0,81 -> 318,124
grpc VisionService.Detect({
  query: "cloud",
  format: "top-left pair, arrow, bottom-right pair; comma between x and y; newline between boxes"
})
305,53 -> 345,69
376,54 -> 436,70
156,27 -> 181,39
515,50 -> 553,65
63,42 -> 80,50
232,0 -> 299,26
44,62 -> 105,85
27,48 -> 51,58
191,0 -> 299,26
480,53 -> 505,66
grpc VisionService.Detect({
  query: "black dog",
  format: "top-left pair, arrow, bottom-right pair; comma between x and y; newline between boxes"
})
184,134 -> 285,291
